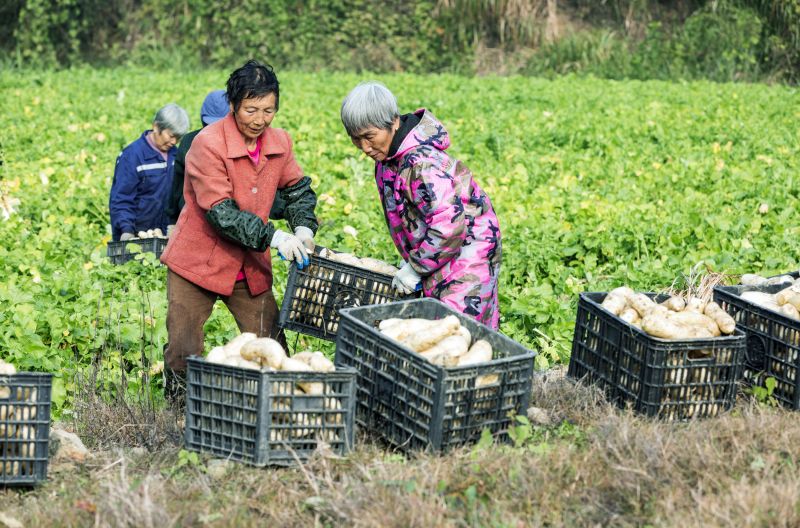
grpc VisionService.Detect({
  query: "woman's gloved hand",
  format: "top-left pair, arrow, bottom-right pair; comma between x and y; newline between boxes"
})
392,261 -> 422,294
120,232 -> 135,241
294,226 -> 316,252
270,229 -> 309,269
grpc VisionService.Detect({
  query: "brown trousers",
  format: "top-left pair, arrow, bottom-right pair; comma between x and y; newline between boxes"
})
164,269 -> 286,371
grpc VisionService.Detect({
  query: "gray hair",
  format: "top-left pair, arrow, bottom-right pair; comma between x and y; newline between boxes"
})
340,81 -> 399,137
153,103 -> 190,137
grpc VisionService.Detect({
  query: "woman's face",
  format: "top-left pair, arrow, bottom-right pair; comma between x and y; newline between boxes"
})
233,93 -> 277,144
350,118 -> 399,162
151,126 -> 180,152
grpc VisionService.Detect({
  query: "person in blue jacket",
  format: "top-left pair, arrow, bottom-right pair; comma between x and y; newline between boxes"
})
109,103 -> 190,241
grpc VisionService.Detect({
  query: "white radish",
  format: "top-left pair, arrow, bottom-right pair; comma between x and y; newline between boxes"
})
419,334 -> 470,366
661,296 -> 686,312
628,293 -> 657,318
280,357 -> 312,372
309,352 -> 335,373
206,346 -> 226,364
703,301 -> 736,334
601,293 -> 627,315
396,315 -> 461,352
458,340 -> 493,366
223,332 -> 257,357
740,273 -> 767,286
241,338 -> 287,369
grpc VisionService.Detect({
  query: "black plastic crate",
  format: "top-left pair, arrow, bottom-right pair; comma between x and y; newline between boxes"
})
184,357 -> 357,466
0,373 -> 52,486
334,298 -> 536,452
106,238 -> 168,265
568,292 -> 745,420
279,247 -> 418,341
714,282 -> 800,408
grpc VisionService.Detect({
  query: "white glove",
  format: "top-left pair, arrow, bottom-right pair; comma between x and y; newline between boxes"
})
270,229 -> 309,268
294,226 -> 316,252
166,224 -> 176,238
120,232 -> 135,241
392,261 -> 422,294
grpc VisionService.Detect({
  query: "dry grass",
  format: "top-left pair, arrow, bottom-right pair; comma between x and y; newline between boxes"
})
2,375 -> 799,527
71,367 -> 183,451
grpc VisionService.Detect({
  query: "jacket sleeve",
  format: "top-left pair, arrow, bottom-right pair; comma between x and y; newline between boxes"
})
109,149 -> 139,235
269,192 -> 286,221
276,131 -> 318,233
403,161 -> 466,275
279,176 -> 318,234
205,199 -> 276,252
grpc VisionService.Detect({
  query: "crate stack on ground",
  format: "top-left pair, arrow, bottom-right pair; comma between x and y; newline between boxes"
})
714,271 -> 800,408
278,246 -> 418,341
569,291 -> 745,420
0,363 -> 52,486
334,298 -> 536,452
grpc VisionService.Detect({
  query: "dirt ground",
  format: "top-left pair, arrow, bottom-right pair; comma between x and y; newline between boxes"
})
1,371 -> 798,528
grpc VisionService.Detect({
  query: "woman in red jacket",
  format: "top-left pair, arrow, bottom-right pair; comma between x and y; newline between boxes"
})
160,60 -> 318,400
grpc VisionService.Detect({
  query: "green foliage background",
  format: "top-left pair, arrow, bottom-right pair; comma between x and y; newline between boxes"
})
1,67 -> 799,412
1,0 -> 800,82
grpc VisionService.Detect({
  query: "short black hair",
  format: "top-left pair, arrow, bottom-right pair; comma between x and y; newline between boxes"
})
226,60 -> 280,113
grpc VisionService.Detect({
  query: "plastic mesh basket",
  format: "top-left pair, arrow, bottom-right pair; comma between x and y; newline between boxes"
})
334,298 -> 536,452
278,247 -> 418,341
106,238 -> 168,265
184,357 -> 357,466
714,281 -> 800,408
568,292 -> 745,420
0,373 -> 52,486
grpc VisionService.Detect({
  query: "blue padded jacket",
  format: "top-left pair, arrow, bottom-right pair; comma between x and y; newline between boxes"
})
109,131 -> 176,240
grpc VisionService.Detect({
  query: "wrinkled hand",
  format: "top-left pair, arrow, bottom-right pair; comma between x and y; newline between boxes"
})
166,224 -> 176,238
270,229 -> 309,268
392,261 -> 422,294
294,226 -> 316,252
120,232 -> 135,241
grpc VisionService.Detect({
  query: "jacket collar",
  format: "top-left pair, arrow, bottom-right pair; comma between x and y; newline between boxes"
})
222,114 -> 287,159
138,130 -> 175,161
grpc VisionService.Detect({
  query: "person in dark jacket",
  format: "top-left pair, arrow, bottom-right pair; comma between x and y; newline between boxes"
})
109,103 -> 190,241
165,90 -> 286,236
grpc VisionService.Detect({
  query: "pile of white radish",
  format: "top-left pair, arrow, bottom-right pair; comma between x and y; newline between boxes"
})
378,315 -> 498,387
0,359 -> 38,476
204,334 -> 342,441
206,333 -> 335,388
600,286 -> 736,339
738,274 -> 800,321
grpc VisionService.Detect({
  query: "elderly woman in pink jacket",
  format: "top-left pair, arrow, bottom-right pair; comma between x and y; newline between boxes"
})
340,81 -> 502,329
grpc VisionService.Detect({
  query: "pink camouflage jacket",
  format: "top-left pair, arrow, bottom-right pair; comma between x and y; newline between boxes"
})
375,109 -> 502,329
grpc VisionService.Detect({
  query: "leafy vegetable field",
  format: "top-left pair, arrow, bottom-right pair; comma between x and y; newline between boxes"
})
1,68 -> 798,413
